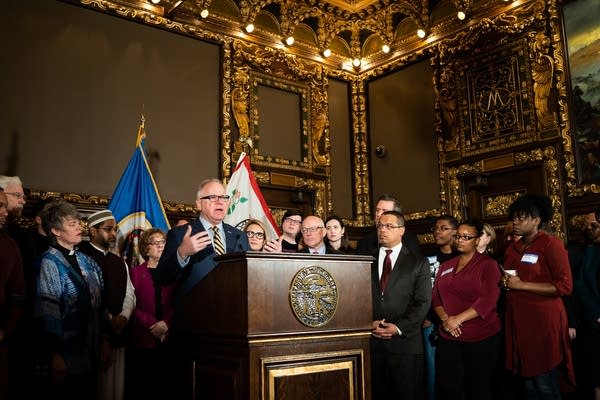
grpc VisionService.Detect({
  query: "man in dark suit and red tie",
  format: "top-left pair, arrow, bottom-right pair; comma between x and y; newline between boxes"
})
370,210 -> 431,400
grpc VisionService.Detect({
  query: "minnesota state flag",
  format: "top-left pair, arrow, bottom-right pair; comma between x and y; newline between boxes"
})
108,116 -> 170,266
224,153 -> 280,239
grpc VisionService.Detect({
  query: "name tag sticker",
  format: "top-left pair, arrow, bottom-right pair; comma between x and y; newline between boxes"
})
521,253 -> 539,264
441,268 -> 453,277
427,256 -> 438,265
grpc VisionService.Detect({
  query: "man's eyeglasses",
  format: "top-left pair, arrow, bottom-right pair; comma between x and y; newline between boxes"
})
199,195 -> 231,202
430,226 -> 455,232
376,223 -> 403,230
284,217 -> 302,225
5,192 -> 26,201
301,226 -> 323,234
454,234 -> 477,241
149,239 -> 166,247
245,231 -> 265,239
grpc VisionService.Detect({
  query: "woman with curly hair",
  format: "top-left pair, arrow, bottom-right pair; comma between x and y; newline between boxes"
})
502,194 -> 574,399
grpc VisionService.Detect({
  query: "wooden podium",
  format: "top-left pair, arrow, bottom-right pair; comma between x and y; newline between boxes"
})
176,252 -> 374,400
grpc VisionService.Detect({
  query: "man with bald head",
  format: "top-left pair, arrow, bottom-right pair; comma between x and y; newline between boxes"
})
155,179 -> 250,397
156,178 -> 250,297
0,190 -> 26,398
297,215 -> 342,255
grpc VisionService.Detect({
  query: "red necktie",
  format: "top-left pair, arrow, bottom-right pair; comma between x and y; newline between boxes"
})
380,249 -> 393,292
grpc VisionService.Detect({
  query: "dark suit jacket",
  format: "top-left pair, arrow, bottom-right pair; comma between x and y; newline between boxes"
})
156,219 -> 249,298
371,244 -> 431,355
356,229 -> 421,257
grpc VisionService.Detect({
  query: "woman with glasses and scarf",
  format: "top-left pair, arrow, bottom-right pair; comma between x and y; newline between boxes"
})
432,219 -> 501,400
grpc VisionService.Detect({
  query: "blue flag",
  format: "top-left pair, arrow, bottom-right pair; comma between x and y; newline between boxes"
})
108,116 -> 170,266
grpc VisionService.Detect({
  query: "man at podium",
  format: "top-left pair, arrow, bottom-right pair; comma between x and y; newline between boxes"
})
155,178 -> 249,298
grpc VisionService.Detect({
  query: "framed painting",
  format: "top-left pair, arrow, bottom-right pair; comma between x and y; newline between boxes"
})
563,0 -> 600,183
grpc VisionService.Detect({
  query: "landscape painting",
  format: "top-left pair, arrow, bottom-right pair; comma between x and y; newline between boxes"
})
564,0 -> 600,183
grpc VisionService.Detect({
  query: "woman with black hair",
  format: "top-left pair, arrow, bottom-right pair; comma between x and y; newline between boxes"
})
432,218 -> 501,400
324,215 -> 354,254
502,193 -> 575,399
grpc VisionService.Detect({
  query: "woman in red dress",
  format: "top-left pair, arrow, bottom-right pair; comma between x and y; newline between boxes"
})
503,194 -> 575,399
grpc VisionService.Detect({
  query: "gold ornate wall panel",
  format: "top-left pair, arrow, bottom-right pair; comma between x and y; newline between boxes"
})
458,39 -> 535,156
349,78 -> 370,226
433,0 -> 560,162
446,146 -> 566,240
230,40 -> 333,216
482,191 -> 525,219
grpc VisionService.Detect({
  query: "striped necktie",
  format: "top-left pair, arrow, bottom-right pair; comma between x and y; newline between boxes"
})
211,226 -> 225,256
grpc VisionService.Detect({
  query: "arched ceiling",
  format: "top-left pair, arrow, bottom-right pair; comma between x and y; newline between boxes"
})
107,0 -> 498,70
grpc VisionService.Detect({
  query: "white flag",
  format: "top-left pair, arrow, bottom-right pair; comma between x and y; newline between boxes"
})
224,153 -> 281,239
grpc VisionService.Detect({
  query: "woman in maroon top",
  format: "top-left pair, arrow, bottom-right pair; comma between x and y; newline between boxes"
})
502,194 -> 574,399
432,219 -> 501,400
127,228 -> 176,398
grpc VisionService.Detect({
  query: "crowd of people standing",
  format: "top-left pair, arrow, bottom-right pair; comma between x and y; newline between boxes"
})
1,173 -> 599,400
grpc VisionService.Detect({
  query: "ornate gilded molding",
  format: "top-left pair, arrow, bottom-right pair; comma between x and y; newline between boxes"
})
26,189 -> 197,215
350,78 -> 370,226
482,191 -> 525,218
221,37 -> 234,178
232,40 -> 331,173
446,146 -> 566,240
253,171 -> 327,220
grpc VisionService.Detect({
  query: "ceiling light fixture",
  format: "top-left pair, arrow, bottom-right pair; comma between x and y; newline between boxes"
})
200,9 -> 209,18
457,11 -> 466,20
382,44 -> 390,54
323,49 -> 332,58
245,23 -> 255,33
285,36 -> 295,46
417,29 -> 426,39
352,58 -> 361,67
150,0 -> 160,4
